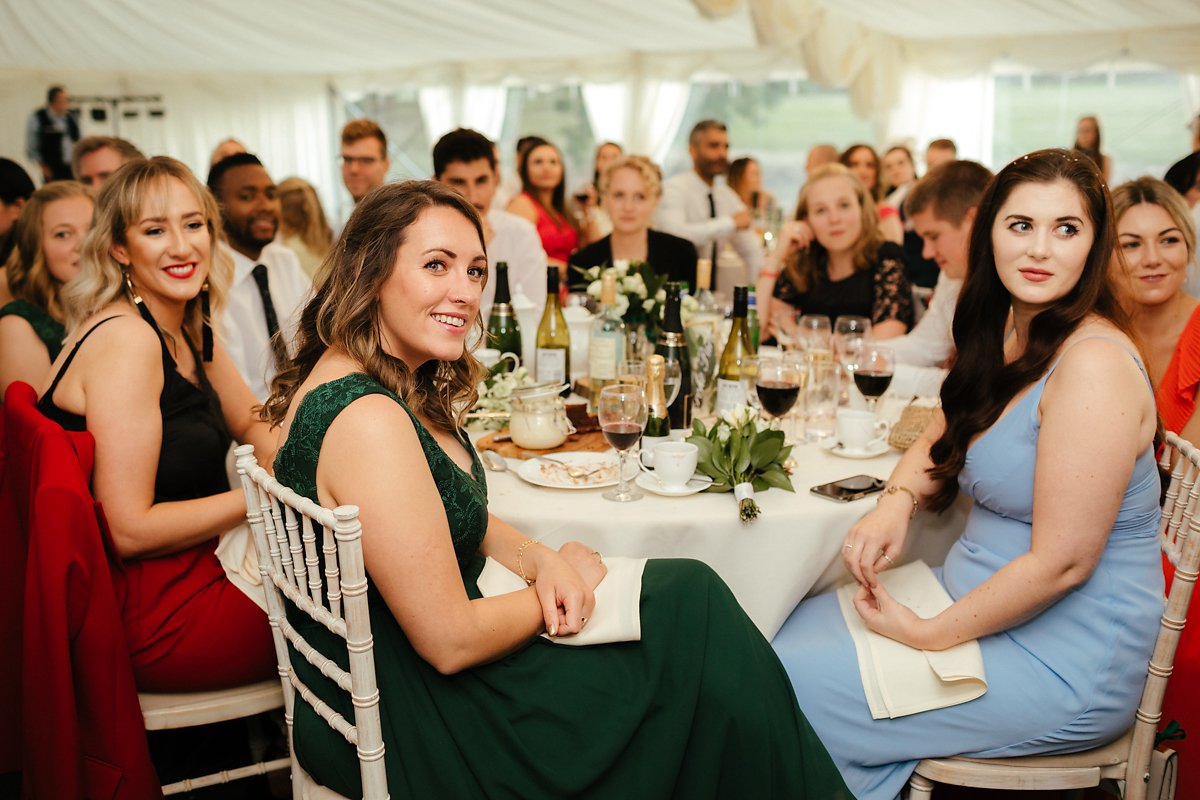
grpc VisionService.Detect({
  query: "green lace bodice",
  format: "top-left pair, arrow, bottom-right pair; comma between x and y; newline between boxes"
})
272,372 -> 488,568
0,300 -> 66,360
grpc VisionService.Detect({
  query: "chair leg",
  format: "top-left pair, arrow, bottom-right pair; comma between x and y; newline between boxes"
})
907,771 -> 935,799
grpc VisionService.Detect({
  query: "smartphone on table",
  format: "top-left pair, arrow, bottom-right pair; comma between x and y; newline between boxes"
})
810,474 -> 886,502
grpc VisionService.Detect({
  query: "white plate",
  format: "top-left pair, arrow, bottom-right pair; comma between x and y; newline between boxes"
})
634,472 -> 712,497
515,451 -> 637,490
830,441 -> 891,459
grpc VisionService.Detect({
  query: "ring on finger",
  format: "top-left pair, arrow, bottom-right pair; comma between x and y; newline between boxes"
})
592,550 -> 603,560
879,553 -> 894,565
843,543 -> 855,551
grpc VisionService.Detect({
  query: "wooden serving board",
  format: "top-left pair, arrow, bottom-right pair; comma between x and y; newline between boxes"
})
476,430 -> 611,459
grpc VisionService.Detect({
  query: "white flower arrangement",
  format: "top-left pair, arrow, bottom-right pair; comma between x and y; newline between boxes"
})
467,365 -> 536,432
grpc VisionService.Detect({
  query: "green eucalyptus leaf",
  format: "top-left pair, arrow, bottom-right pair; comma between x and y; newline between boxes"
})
760,468 -> 795,492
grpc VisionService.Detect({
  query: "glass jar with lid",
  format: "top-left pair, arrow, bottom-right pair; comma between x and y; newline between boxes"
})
508,382 -> 576,450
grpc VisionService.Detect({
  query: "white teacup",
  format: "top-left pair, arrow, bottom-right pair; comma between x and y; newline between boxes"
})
835,409 -> 889,452
637,435 -> 671,468
476,347 -> 501,367
645,441 -> 699,490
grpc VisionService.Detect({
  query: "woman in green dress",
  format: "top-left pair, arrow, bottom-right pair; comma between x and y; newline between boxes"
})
0,180 -> 93,395
260,180 -> 850,799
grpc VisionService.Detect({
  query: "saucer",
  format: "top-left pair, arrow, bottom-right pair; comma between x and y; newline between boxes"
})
830,440 -> 890,459
635,472 -> 712,497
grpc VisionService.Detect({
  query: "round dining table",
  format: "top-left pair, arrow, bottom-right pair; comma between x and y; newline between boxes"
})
480,436 -> 968,640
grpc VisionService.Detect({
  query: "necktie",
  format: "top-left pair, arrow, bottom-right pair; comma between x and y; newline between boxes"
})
251,263 -> 289,373
707,190 -> 719,291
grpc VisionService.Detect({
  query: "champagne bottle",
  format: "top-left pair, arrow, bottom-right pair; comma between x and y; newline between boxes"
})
486,261 -> 521,370
715,286 -> 754,415
654,281 -> 692,434
746,288 -> 761,352
587,269 -> 627,410
535,266 -> 570,389
644,354 -> 670,439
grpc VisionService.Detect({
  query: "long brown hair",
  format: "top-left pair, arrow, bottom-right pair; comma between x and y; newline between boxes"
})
261,180 -> 488,431
278,176 -> 333,256
4,180 -> 93,322
783,164 -> 885,293
518,139 -> 580,236
926,148 -> 1128,511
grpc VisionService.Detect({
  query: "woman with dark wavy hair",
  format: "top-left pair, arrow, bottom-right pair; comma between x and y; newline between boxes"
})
773,149 -> 1162,800
261,179 -> 850,799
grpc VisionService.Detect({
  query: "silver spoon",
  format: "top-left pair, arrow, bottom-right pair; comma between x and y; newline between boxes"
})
480,450 -> 509,473
520,451 -> 603,480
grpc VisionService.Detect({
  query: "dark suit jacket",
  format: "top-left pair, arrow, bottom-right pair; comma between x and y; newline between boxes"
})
569,229 -> 699,290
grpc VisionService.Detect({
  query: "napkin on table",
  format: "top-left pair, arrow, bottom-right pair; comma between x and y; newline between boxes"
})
477,555 -> 646,646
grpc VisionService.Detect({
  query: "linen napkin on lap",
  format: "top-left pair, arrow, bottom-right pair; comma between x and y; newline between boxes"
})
216,522 -> 267,612
477,555 -> 646,645
837,559 -> 987,719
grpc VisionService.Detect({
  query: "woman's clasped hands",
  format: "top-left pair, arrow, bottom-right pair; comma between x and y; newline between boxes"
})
527,541 -> 607,638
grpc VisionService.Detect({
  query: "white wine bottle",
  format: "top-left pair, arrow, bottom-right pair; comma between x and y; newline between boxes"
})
587,268 -> 627,409
535,266 -> 570,388
715,285 -> 754,415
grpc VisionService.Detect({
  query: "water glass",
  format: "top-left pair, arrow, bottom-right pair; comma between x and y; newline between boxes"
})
805,354 -> 838,442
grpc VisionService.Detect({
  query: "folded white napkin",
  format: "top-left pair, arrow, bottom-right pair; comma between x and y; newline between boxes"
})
477,555 -> 646,646
837,559 -> 987,719
216,522 -> 267,612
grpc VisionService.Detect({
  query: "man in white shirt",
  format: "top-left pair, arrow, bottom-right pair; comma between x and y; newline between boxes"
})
433,128 -> 548,316
208,153 -> 312,399
655,119 -> 761,289
889,160 -> 993,396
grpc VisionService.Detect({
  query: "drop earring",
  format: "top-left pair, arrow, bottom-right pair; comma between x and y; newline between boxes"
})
200,280 -> 213,362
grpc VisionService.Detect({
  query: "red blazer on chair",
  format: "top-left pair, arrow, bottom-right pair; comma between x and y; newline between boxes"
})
3,382 -> 161,799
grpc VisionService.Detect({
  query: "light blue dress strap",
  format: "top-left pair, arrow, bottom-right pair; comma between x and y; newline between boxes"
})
1044,334 -> 1152,391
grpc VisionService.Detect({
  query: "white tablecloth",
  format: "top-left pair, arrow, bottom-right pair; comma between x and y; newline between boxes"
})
482,439 -> 967,640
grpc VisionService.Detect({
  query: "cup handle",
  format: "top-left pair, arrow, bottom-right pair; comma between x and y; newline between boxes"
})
499,352 -> 520,371
638,449 -> 654,470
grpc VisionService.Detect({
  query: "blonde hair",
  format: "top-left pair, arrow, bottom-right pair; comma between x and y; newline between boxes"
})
63,157 -> 231,344
4,180 -> 94,322
1111,176 -> 1196,263
261,180 -> 487,432
278,177 -> 334,258
598,155 -> 662,198
784,163 -> 885,293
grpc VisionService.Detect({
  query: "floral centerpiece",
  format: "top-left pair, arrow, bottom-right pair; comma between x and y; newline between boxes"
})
466,362 -> 536,433
575,260 -> 699,351
687,404 -> 794,522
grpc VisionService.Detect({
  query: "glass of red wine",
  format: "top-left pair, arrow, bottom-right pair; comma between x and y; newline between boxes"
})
598,383 -> 648,502
755,357 -> 802,422
852,344 -> 895,414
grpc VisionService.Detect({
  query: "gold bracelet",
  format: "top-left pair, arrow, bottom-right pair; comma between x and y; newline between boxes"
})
879,484 -> 919,518
516,539 -> 537,586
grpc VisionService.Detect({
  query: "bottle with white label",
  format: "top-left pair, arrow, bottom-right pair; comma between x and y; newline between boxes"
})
715,285 -> 754,415
535,266 -> 570,390
587,268 -> 627,410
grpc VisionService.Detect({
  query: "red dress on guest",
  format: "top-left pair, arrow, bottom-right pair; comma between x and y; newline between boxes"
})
522,191 -> 578,264
1155,303 -> 1200,789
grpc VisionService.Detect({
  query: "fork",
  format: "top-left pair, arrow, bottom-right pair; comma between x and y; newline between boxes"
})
521,452 -> 602,479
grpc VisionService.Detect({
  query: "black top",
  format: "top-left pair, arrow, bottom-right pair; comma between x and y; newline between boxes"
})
569,229 -> 699,291
38,306 -> 232,503
772,240 -> 914,328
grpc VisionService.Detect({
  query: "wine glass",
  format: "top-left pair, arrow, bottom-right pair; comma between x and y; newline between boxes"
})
738,355 -> 761,414
598,384 -> 648,502
755,357 -> 802,423
834,316 -> 872,369
852,345 -> 895,414
798,314 -> 833,355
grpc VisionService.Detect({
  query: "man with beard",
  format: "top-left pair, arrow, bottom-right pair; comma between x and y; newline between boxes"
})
208,152 -> 311,399
656,119 -> 760,289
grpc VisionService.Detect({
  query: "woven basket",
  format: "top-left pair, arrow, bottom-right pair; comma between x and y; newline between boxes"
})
888,401 -> 938,451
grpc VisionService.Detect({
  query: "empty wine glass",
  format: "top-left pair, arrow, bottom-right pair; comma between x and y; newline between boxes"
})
755,357 -> 802,422
598,384 -> 648,502
617,358 -> 681,406
852,345 -> 895,414
738,355 -> 761,415
834,316 -> 872,369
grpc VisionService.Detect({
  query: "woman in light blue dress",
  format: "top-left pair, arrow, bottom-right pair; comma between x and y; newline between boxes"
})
773,148 -> 1164,800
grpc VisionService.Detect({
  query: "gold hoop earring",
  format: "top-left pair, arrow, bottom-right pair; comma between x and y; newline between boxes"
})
122,268 -> 144,306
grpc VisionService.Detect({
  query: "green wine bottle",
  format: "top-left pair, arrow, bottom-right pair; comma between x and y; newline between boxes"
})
715,285 -> 754,415
654,281 -> 692,434
644,354 -> 670,439
486,261 -> 521,370
534,266 -> 570,388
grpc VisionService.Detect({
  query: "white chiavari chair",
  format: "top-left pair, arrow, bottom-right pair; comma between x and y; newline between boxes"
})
907,431 -> 1197,799
235,443 -> 388,800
